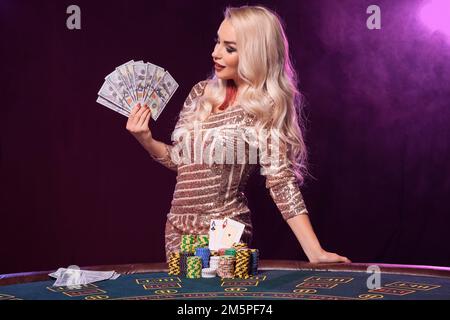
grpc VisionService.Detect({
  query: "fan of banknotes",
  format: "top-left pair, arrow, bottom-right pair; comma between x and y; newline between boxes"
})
96,60 -> 179,120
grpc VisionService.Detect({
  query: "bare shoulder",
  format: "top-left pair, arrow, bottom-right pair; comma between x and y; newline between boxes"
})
203,79 -> 213,96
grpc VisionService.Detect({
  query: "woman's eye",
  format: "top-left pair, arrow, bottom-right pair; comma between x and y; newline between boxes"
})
214,37 -> 235,53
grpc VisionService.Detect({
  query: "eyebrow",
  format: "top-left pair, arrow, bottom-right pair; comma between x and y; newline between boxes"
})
217,33 -> 236,45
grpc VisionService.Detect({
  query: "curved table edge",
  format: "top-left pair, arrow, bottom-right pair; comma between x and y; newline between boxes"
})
1,260 -> 450,286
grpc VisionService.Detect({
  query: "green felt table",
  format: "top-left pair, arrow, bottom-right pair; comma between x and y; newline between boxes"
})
1,260 -> 449,300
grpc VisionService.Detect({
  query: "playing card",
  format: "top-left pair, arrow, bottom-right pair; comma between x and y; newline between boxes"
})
208,219 -> 223,251
217,218 -> 245,248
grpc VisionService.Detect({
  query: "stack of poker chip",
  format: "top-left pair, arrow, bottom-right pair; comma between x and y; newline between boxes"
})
224,248 -> 237,257
168,251 -> 181,275
217,255 -> 235,279
181,235 -> 196,253
172,233 -> 261,279
234,249 -> 251,278
232,242 -> 248,250
186,256 -> 202,278
195,247 -> 211,268
180,252 -> 193,276
196,234 -> 209,247
200,255 -> 220,278
209,256 -> 220,270
250,249 -> 260,275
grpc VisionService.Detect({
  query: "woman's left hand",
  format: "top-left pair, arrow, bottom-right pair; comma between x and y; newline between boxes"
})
309,250 -> 351,264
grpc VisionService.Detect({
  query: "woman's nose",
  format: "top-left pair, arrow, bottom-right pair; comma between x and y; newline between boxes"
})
211,47 -> 221,60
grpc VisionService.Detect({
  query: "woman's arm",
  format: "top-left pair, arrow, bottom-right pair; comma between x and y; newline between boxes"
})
134,132 -> 170,160
286,214 -> 351,263
259,124 -> 350,263
143,137 -> 178,172
126,80 -> 210,172
126,103 -> 178,171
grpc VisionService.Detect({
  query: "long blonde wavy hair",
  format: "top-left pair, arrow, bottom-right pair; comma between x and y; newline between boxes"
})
180,5 -> 308,184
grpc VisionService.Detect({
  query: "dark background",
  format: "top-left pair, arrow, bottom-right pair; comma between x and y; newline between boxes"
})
1,0 -> 449,274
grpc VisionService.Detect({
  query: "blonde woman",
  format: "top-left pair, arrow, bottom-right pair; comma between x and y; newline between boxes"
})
127,5 -> 350,264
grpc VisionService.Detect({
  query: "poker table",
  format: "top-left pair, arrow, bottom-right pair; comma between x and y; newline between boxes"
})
1,260 -> 449,300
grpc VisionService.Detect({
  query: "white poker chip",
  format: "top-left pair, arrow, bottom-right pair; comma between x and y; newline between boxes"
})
202,273 -> 216,278
201,268 -> 217,278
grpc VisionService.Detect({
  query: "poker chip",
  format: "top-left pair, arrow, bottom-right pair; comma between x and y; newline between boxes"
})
186,256 -> 202,278
234,249 -> 251,278
195,247 -> 211,268
209,256 -> 220,271
181,235 -> 196,253
232,242 -> 248,249
168,251 -> 181,275
197,234 -> 209,247
210,256 -> 221,263
201,267 -> 217,278
218,248 -> 227,256
225,248 -> 237,257
217,255 -> 235,279
250,249 -> 260,276
180,252 -> 193,276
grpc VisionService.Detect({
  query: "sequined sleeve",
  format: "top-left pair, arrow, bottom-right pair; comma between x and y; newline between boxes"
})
149,143 -> 178,171
149,80 -> 208,171
259,129 -> 309,221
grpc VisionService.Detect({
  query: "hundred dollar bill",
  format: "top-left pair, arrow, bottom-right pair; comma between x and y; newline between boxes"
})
142,62 -> 156,100
144,65 -> 166,101
116,60 -> 137,102
156,71 -> 179,103
96,96 -> 129,117
97,81 -> 131,114
142,63 -> 159,101
144,71 -> 179,121
105,70 -> 134,109
133,62 -> 148,101
128,60 -> 144,100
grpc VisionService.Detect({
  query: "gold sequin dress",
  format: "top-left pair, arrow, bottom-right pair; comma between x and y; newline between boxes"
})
150,80 -> 309,260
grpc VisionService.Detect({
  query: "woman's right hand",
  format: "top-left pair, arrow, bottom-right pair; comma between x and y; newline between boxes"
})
126,103 -> 153,143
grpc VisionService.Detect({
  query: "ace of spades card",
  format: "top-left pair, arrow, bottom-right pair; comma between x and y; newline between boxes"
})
208,219 -> 223,251
217,218 -> 245,248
